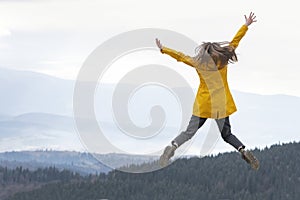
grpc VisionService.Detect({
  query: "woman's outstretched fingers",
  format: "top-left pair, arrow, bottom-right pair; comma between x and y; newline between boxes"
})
252,15 -> 257,22
250,12 -> 257,21
245,12 -> 257,26
155,38 -> 163,50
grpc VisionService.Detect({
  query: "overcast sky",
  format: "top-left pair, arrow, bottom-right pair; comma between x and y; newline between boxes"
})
0,0 -> 300,97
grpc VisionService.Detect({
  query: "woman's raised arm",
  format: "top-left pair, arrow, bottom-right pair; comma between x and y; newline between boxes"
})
155,38 -> 196,68
230,12 -> 257,49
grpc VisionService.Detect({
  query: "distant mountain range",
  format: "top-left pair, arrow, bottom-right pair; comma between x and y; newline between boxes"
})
0,67 -> 299,154
0,68 -> 74,116
0,150 -> 158,175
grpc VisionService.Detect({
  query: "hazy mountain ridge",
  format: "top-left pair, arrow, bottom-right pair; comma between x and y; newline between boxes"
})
0,68 -> 74,116
0,150 -> 159,175
1,67 -> 300,153
0,150 -> 109,175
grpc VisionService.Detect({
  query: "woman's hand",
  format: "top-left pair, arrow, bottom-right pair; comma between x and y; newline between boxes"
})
244,12 -> 257,26
155,38 -> 163,50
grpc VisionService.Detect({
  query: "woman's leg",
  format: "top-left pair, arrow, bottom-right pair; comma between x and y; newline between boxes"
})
215,117 -> 260,170
172,115 -> 207,147
215,117 -> 245,150
159,115 -> 206,167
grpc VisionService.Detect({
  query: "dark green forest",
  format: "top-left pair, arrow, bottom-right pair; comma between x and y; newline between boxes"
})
0,166 -> 84,199
3,142 -> 300,200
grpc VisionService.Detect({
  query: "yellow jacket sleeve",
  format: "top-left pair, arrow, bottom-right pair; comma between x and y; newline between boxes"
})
229,25 -> 248,49
161,46 -> 196,68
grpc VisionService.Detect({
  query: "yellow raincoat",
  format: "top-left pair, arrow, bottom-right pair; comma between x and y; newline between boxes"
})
161,25 -> 248,119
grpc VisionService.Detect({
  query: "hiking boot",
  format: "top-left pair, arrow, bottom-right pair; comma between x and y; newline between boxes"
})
159,145 -> 177,167
240,149 -> 260,170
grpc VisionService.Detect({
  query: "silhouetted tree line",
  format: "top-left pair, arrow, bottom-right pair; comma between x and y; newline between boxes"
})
5,142 -> 300,200
0,166 -> 82,185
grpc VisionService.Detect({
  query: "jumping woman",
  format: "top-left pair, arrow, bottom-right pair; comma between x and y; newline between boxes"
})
156,12 -> 259,170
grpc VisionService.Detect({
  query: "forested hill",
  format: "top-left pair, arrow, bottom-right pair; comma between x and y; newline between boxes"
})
5,142 -> 300,200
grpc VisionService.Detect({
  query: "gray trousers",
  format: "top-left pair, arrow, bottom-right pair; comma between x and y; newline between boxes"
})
172,115 -> 245,150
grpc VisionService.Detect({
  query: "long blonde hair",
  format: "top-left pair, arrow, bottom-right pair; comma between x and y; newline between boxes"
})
193,42 -> 237,69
